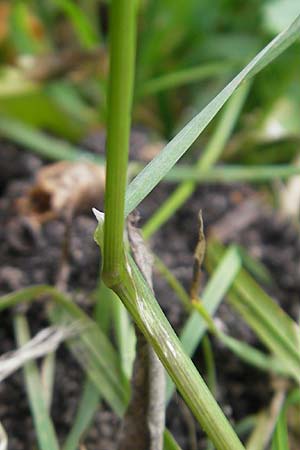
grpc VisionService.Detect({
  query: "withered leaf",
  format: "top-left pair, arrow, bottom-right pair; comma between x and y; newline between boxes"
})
17,161 -> 105,223
190,210 -> 206,301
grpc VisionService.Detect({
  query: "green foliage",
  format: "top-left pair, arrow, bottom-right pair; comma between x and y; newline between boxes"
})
14,314 -> 60,450
1,2 -> 300,449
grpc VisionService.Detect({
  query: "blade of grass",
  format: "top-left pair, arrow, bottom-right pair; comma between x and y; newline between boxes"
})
14,314 -> 60,450
0,116 -> 104,164
246,389 -> 286,450
199,165 -> 300,183
2,115 -> 300,185
163,429 -> 182,450
154,254 -> 191,310
142,81 -> 249,238
137,62 -> 233,97
46,82 -> 97,125
236,245 -> 272,286
62,281 -> 112,450
49,303 -> 130,416
111,294 -> 136,378
207,241 -> 300,384
62,380 -> 101,450
143,164 -> 300,184
0,285 -> 130,415
125,13 -> 300,215
53,0 -> 99,49
271,387 -> 300,450
10,2 -> 44,54
0,286 -> 184,450
191,298 -> 290,376
215,333 -> 289,376
271,409 -> 290,450
40,352 -> 55,411
202,335 -> 217,397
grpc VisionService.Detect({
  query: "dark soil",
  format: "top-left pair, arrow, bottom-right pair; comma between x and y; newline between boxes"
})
0,136 -> 299,450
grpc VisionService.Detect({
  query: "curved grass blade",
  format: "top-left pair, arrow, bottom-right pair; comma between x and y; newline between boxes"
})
62,281 -> 112,450
2,116 -> 300,186
142,82 -> 249,238
271,409 -> 289,450
246,389 -> 286,450
0,285 -> 130,415
14,314 -> 60,450
207,242 -> 300,384
62,380 -> 100,450
53,0 -> 99,49
0,285 -> 184,449
0,116 -> 104,164
125,13 -> 300,215
137,62 -> 232,97
271,387 -> 300,450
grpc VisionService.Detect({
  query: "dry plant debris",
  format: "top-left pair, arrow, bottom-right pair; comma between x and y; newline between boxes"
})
17,161 -> 105,223
0,324 -> 80,383
0,421 -> 7,450
190,211 -> 206,301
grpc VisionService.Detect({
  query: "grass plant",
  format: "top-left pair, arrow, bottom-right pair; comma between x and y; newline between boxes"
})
0,2 -> 300,450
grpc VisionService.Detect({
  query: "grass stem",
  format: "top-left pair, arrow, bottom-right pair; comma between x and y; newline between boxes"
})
103,0 -> 136,286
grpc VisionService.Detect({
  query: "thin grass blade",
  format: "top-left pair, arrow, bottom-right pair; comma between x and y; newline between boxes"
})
137,62 -> 232,97
62,281 -> 112,450
125,14 -> 300,215
0,285 -> 130,415
62,380 -> 101,450
207,241 -> 300,384
53,0 -> 98,49
14,314 -> 60,450
163,429 -> 183,450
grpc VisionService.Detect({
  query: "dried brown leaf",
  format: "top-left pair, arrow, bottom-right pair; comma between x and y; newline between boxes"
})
24,48 -> 106,82
190,211 -> 206,300
17,161 -> 105,223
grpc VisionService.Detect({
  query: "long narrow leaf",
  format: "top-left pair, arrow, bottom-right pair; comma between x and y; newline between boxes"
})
2,116 -> 300,186
207,242 -> 300,384
14,314 -> 60,450
0,286 -> 130,415
62,381 -> 100,450
62,281 -> 112,450
125,14 -> 300,215
137,62 -> 232,97
0,285 -> 184,449
0,116 -> 104,164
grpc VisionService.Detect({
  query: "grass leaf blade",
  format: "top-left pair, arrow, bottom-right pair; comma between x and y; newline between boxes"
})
14,314 -> 60,450
125,13 -> 300,215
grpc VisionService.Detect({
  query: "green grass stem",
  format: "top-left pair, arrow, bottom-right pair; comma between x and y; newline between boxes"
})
103,0 -> 137,287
